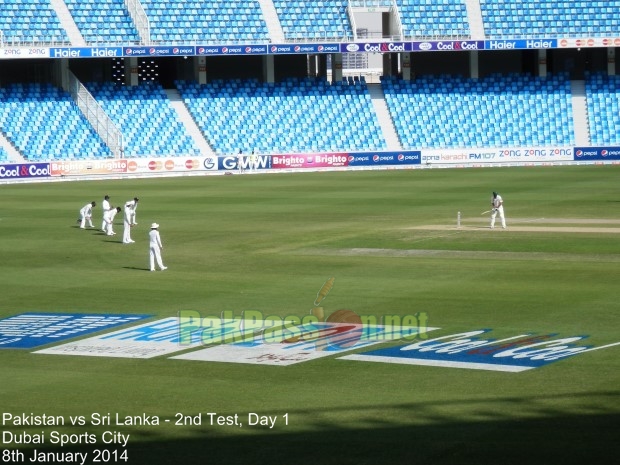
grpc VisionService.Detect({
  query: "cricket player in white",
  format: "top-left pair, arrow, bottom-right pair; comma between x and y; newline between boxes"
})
149,223 -> 167,271
123,200 -> 136,243
101,195 -> 111,231
490,191 -> 506,229
79,201 -> 96,229
129,197 -> 139,225
104,207 -> 121,236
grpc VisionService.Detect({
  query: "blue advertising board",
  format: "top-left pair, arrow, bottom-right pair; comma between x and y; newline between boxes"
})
574,146 -> 620,161
0,163 -> 51,180
411,40 -> 484,52
0,313 -> 151,349
50,47 -> 122,58
484,39 -> 557,50
124,45 -> 195,57
195,45 -> 268,56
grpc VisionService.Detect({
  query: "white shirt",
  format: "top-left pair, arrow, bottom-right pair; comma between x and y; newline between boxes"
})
104,208 -> 118,223
149,229 -> 162,248
492,194 -> 503,209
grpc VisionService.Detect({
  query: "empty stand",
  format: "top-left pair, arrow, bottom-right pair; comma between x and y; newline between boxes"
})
382,73 -> 575,149
480,0 -> 620,38
272,0 -> 353,41
141,0 -> 269,43
0,83 -> 111,161
86,81 -> 201,157
63,0 -> 140,44
0,0 -> 68,44
398,0 -> 471,38
176,77 -> 386,155
585,72 -> 620,146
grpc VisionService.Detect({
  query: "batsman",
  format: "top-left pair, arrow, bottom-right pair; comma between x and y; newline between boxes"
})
490,191 -> 507,229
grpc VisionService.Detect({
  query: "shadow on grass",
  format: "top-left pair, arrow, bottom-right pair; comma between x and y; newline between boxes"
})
15,392 -> 620,465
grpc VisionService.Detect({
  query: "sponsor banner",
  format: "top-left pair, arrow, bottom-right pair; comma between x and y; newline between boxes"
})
0,48 -> 49,59
0,313 -> 150,349
366,151 -> 421,166
271,153 -> 349,169
196,45 -> 268,56
218,154 -> 271,171
340,329 -> 620,372
35,317 -> 204,358
123,46 -> 195,57
0,163 -> 51,180
202,156 -> 219,171
559,38 -> 620,48
484,39 -> 556,50
49,47 -> 122,59
574,146 -> 620,161
34,317 -> 286,359
347,151 -> 420,166
269,43 -> 340,55
172,322 -> 437,366
412,40 -> 484,52
341,42 -> 409,53
421,147 -> 573,165
50,159 -> 128,176
125,157 -> 203,174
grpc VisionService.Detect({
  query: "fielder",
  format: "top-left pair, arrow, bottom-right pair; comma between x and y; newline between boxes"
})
101,195 -> 111,231
123,199 -> 137,243
79,201 -> 96,229
104,207 -> 121,236
490,191 -> 506,229
149,223 -> 167,271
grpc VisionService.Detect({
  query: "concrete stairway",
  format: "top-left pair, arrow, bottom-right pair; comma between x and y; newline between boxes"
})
50,0 -> 86,46
368,84 -> 402,151
571,80 -> 590,146
164,89 -> 215,156
257,0 -> 285,43
464,0 -> 486,39
0,134 -> 24,162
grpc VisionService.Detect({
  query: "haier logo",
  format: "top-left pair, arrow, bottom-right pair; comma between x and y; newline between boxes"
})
341,329 -> 620,372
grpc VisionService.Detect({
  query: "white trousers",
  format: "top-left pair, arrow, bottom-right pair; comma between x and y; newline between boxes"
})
123,220 -> 132,243
491,206 -> 506,228
80,211 -> 93,228
150,246 -> 165,270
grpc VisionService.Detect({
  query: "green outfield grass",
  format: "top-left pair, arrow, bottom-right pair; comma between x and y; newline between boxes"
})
1,165 -> 619,465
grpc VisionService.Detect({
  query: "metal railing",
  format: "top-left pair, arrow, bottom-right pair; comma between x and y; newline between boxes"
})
125,0 -> 150,45
66,71 -> 123,158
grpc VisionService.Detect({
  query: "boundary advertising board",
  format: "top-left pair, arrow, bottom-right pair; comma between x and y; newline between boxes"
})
1,146 -> 620,183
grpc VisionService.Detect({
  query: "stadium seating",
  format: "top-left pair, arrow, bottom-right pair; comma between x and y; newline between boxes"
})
382,73 -> 574,149
141,0 -> 269,43
176,77 -> 386,154
0,147 -> 8,162
0,0 -> 68,44
86,82 -> 200,157
398,0 -> 470,38
0,83 -> 111,161
480,0 -> 620,38
63,0 -> 140,44
585,72 -> 620,146
272,0 -> 353,41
